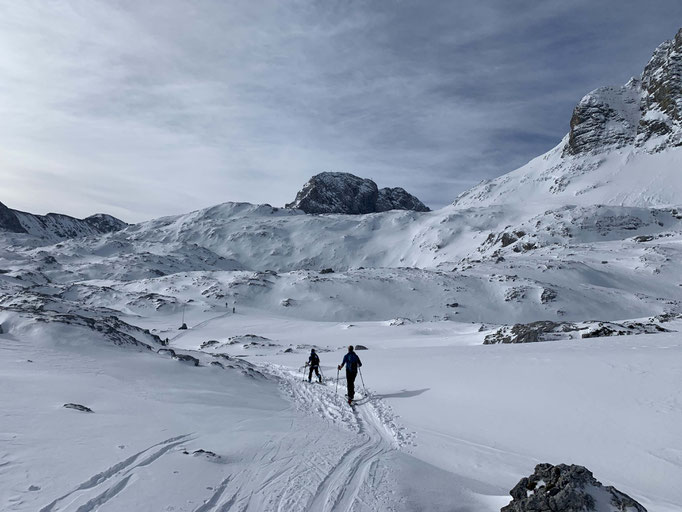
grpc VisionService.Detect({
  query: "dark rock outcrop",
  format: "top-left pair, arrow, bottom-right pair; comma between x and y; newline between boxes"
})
286,172 -> 429,214
63,403 -> 94,413
0,201 -> 27,233
565,28 -> 682,156
501,463 -> 647,512
376,187 -> 429,213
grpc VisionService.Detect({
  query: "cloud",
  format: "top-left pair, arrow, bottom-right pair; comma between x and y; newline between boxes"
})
0,1 -> 681,221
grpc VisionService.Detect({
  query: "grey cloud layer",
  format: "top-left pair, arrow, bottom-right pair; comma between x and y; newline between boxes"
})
1,1 -> 681,221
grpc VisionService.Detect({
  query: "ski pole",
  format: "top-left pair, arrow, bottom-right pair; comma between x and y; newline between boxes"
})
301,364 -> 306,382
335,368 -> 339,394
359,367 -> 367,394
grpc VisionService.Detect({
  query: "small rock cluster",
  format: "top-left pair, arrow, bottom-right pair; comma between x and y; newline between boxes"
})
501,463 -> 647,512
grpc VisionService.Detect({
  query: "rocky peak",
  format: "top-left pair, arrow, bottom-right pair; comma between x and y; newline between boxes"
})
565,28 -> 682,156
563,82 -> 642,156
83,213 -> 128,233
286,172 -> 429,214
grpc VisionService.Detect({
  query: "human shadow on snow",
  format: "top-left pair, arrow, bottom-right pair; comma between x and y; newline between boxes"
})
369,388 -> 430,399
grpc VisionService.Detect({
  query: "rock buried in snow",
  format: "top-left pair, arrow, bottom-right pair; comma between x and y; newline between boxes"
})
63,403 -> 93,413
184,449 -> 223,462
484,320 -> 671,344
354,344 -> 368,350
501,463 -> 647,512
174,353 -> 200,366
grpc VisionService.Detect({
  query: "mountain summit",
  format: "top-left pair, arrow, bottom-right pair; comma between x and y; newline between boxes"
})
566,28 -> 682,156
455,28 -> 682,211
286,172 -> 430,214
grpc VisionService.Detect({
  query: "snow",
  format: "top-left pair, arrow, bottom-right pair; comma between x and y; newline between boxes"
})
4,30 -> 682,511
3,303 -> 680,511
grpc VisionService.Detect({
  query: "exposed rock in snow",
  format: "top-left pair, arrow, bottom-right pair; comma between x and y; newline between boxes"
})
484,320 -> 671,344
286,172 -> 429,214
376,186 -> 430,213
501,463 -> 647,512
638,28 -> 682,148
63,403 -> 94,413
564,82 -> 642,156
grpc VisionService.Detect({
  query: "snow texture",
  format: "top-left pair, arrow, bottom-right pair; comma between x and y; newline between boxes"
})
3,26 -> 682,512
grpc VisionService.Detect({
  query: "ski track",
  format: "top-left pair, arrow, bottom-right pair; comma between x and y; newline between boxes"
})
184,364 -> 403,512
36,365 -> 403,511
39,434 -> 194,512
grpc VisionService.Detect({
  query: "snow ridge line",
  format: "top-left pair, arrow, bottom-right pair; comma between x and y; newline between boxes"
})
39,433 -> 194,512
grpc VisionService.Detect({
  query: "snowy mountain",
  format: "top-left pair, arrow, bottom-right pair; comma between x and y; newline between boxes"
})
3,28 -> 682,512
286,172 -> 430,214
0,200 -> 126,241
455,28 -> 682,212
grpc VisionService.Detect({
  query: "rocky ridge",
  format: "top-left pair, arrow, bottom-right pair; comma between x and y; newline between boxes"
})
566,28 -> 682,156
286,172 -> 429,214
0,200 -> 127,241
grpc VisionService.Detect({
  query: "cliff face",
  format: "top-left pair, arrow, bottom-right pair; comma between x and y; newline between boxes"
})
566,28 -> 682,156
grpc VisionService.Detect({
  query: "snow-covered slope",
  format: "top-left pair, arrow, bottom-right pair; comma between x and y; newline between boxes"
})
3,27 -> 682,512
455,28 -> 682,213
0,200 -> 127,241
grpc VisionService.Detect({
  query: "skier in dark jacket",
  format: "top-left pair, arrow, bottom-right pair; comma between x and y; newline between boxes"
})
338,345 -> 362,404
307,349 -> 322,383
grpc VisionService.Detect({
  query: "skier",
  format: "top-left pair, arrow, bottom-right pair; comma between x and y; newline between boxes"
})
338,345 -> 362,404
306,348 -> 322,383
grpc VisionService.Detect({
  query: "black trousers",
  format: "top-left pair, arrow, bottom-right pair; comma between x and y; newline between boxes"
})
308,365 -> 321,382
346,370 -> 357,399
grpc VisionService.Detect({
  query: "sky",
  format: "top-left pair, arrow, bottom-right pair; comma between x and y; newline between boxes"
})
1,1 -> 681,223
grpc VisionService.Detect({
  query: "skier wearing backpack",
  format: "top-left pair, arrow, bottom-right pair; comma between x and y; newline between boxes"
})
338,345 -> 362,404
307,348 -> 322,383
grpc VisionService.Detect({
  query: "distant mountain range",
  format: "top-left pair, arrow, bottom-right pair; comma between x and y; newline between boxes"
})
0,201 -> 126,241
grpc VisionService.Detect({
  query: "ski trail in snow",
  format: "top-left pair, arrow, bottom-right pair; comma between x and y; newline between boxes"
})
192,476 -> 232,512
264,364 -> 401,512
39,434 -> 193,512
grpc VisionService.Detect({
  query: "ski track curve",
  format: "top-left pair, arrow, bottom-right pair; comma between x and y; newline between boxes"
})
39,434 -> 194,512
266,364 -> 402,512
189,364 -> 405,512
35,364 -> 406,512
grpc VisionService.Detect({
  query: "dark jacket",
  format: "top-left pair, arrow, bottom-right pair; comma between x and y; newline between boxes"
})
341,352 -> 362,373
308,352 -> 320,367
